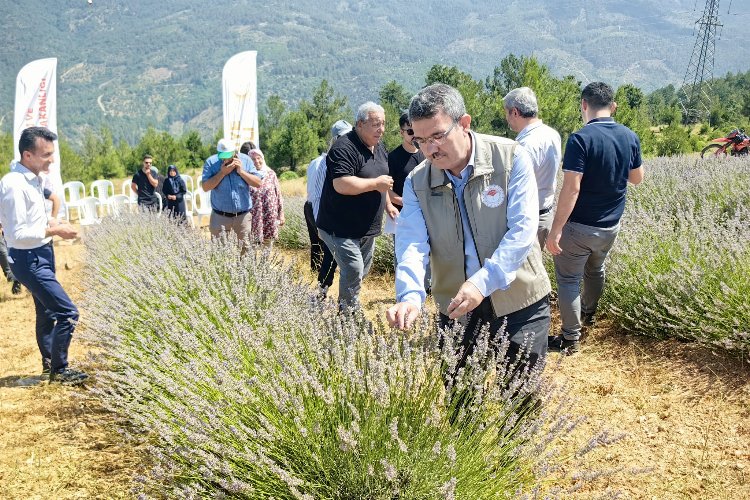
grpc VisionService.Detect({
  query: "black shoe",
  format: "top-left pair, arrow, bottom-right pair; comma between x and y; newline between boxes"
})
548,334 -> 580,354
11,281 -> 22,295
581,312 -> 596,327
41,359 -> 52,376
49,368 -> 89,385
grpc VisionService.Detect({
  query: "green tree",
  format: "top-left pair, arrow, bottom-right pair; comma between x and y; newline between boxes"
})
300,80 -> 348,154
0,131 -> 13,177
133,127 -> 182,174
379,80 -> 411,111
183,130 -> 207,171
265,110 -> 318,171
378,80 -> 412,151
425,65 -> 492,132
259,94 -> 286,152
58,137 -> 86,183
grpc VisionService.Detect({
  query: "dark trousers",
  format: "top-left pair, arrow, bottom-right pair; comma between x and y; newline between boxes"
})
9,243 -> 79,373
439,295 -> 550,378
304,201 -> 337,289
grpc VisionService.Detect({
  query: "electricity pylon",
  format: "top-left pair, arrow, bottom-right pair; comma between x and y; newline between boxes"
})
678,0 -> 722,123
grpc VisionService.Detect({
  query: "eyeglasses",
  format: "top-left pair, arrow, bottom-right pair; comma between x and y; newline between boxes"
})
411,121 -> 458,150
401,128 -> 414,136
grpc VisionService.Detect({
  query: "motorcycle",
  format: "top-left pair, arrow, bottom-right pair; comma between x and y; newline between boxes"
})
700,128 -> 750,158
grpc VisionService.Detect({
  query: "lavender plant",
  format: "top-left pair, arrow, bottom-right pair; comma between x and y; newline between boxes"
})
602,156 -> 750,352
277,196 -> 310,250
79,212 -> 603,498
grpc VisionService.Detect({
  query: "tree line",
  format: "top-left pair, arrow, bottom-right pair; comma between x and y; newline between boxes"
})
2,54 -> 749,184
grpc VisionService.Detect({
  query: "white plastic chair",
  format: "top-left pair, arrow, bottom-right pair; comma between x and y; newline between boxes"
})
78,197 -> 101,227
108,194 -> 131,218
155,192 -> 164,214
90,180 -> 115,215
193,187 -> 211,228
180,174 -> 195,214
62,181 -> 85,221
121,179 -> 137,208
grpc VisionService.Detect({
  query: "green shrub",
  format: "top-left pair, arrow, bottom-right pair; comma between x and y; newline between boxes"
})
279,170 -> 300,181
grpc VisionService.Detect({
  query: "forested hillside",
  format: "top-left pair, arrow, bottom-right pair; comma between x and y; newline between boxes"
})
1,0 -> 749,145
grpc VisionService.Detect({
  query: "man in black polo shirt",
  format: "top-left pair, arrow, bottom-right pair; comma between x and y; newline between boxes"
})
546,82 -> 644,353
316,102 -> 393,310
388,113 -> 425,211
131,154 -> 160,210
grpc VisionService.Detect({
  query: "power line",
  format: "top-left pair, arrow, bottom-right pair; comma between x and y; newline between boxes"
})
679,0 -> 722,123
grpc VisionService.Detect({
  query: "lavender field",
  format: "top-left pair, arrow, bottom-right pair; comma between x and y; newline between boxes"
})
81,214 -> 602,498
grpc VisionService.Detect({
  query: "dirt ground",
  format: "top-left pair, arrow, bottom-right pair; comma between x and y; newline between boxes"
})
1,241 -> 748,499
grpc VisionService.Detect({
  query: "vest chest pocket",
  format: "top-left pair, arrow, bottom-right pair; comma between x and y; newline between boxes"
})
419,187 -> 462,249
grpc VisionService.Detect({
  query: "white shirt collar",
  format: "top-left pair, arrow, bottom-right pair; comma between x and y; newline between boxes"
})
516,120 -> 544,141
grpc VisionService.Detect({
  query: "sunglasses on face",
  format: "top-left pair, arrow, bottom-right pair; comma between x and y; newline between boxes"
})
401,128 -> 414,136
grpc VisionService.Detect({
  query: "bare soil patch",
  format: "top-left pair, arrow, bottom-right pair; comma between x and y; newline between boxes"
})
0,243 -> 748,498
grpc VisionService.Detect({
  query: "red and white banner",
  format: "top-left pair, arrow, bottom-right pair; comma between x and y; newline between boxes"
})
222,51 -> 259,150
13,58 -> 62,194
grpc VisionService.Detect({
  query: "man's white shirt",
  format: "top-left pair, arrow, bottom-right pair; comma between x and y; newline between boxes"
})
515,120 -> 561,211
0,163 -> 51,250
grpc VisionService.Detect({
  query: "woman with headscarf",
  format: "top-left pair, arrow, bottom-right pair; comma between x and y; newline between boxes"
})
162,164 -> 187,221
248,149 -> 284,246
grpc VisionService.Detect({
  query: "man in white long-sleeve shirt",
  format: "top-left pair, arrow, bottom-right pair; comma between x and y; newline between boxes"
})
0,127 -> 87,384
504,86 -> 561,248
303,120 -> 351,294
386,83 -> 551,374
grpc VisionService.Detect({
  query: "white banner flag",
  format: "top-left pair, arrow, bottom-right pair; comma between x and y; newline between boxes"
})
222,51 -> 259,150
13,58 -> 62,194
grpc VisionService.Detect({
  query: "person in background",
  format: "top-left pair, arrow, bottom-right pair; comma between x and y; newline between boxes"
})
316,102 -> 392,310
503,86 -> 561,248
131,154 -> 160,211
0,228 -> 22,294
247,149 -> 284,247
304,120 -> 352,296
386,112 -> 429,289
201,138 -> 264,247
240,141 -> 256,154
387,113 -> 426,211
546,82 -> 644,354
0,127 -> 87,384
162,164 -> 188,221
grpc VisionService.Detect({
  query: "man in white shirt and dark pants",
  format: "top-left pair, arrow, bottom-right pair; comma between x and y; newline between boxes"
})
0,127 -> 87,384
303,120 -> 352,294
503,87 -> 561,248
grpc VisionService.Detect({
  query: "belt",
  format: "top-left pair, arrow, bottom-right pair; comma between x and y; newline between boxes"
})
213,209 -> 249,218
539,207 -> 552,215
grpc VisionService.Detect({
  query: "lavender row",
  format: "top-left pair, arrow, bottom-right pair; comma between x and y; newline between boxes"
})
80,213 -> 615,498
603,155 -> 750,351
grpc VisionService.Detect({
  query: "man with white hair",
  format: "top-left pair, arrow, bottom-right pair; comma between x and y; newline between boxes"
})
504,87 -> 561,247
316,102 -> 393,310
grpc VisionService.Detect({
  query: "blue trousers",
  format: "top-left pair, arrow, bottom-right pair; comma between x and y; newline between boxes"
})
9,242 -> 79,373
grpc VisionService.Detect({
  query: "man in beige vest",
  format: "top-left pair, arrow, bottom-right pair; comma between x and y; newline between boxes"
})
386,83 -> 551,373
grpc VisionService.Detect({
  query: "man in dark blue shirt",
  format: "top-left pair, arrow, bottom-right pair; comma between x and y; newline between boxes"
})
546,82 -> 644,353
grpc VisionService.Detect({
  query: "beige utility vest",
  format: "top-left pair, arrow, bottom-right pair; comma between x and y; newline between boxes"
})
411,133 -> 551,317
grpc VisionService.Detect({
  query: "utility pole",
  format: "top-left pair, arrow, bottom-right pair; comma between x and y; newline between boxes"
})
679,0 -> 722,123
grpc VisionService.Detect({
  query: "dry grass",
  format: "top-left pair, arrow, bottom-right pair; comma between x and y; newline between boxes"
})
0,242 -> 748,498
0,241 -> 137,499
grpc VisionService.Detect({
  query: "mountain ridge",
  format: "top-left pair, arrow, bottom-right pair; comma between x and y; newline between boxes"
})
1,0 -> 748,145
